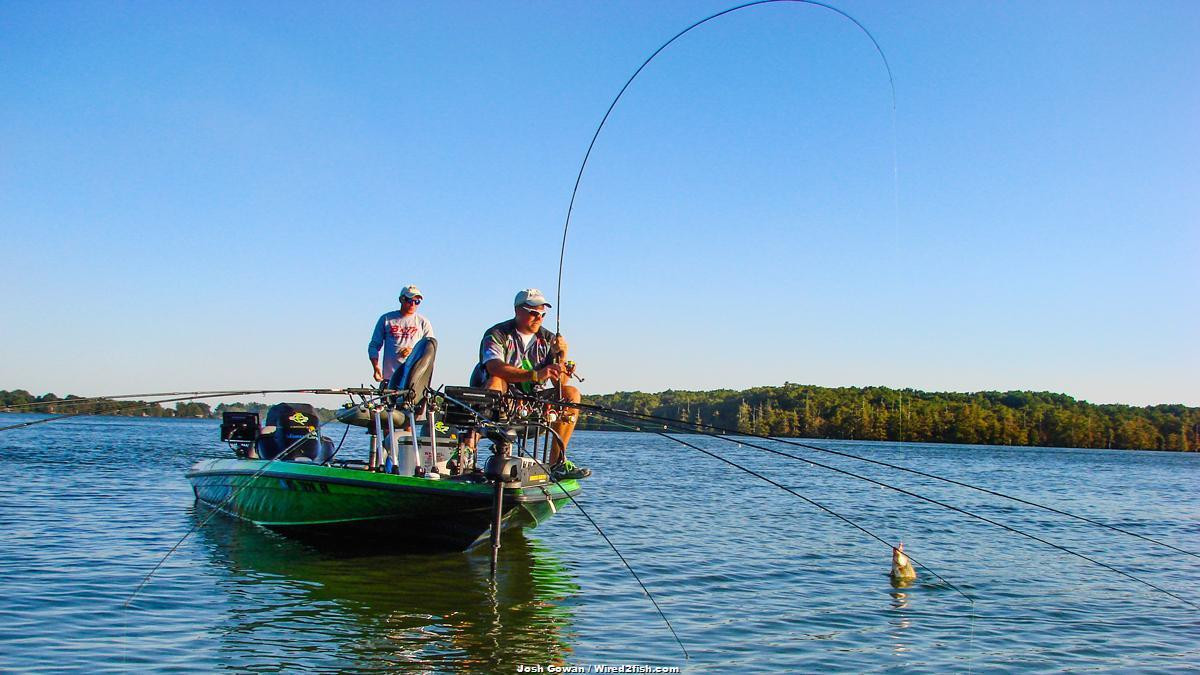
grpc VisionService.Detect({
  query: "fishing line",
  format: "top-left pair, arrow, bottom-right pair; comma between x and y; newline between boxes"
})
587,404 -> 1199,610
570,399 -> 1200,560
529,448 -> 689,661
435,390 -> 689,660
327,422 -> 352,463
648,426 -> 972,602
554,0 -> 896,333
125,386 -> 432,609
592,409 -> 967,594
591,410 -> 979,666
122,431 -> 320,609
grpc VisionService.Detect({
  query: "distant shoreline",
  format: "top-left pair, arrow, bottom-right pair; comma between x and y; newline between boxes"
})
3,384 -> 1196,452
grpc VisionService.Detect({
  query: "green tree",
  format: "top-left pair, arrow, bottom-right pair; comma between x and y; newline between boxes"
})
736,400 -> 752,434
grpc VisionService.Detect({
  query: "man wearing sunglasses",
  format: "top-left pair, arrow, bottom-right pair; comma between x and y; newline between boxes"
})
369,285 -> 435,383
468,288 -> 589,480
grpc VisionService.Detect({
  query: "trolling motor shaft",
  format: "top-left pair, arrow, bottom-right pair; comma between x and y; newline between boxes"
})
484,428 -> 520,576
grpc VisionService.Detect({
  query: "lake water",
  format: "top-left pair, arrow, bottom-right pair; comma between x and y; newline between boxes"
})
1,414 -> 1197,672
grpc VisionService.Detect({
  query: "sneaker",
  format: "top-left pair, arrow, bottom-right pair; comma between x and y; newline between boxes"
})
551,459 -> 591,480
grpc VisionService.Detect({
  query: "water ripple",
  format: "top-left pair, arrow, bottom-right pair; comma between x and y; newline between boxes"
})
1,417 -> 1198,670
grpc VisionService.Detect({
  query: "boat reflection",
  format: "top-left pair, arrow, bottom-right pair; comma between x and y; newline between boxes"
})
193,509 -> 580,670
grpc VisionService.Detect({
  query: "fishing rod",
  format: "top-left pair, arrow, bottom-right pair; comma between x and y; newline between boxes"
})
554,0 -> 896,333
569,399 -> 1200,560
0,389 -> 241,412
437,389 -> 689,661
0,393 -> 243,432
586,404 -> 1200,611
123,430 -> 320,609
0,388 -> 354,433
0,387 -> 352,414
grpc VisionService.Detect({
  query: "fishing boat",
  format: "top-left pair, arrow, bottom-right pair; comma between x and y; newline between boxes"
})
186,338 -> 584,553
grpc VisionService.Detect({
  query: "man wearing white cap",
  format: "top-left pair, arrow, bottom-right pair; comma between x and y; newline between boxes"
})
468,288 -> 589,479
369,285 -> 435,383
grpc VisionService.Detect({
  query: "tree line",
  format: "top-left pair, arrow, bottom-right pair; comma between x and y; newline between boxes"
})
0,389 -> 214,418
578,384 -> 1199,451
5,385 -> 1197,451
0,390 -> 338,422
211,402 -> 337,423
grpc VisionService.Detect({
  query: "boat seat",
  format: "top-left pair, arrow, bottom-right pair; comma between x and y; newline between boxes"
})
256,403 -> 334,463
387,336 -> 437,411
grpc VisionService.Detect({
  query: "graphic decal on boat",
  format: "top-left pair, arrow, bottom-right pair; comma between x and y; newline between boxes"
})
288,412 -> 310,425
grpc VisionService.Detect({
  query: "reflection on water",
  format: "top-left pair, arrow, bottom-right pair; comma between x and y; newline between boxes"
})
3,420 -> 1198,670
888,590 -> 914,655
194,511 -> 580,670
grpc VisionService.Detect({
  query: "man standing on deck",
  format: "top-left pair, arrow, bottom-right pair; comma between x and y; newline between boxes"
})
468,288 -> 589,479
369,285 -> 435,383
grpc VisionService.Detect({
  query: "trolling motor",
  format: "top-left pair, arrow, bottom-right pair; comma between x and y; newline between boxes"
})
483,426 -> 520,575
439,385 -> 573,575
436,386 -> 515,575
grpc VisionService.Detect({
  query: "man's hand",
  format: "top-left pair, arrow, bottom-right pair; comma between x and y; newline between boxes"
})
537,363 -> 565,383
552,335 -> 568,359
372,364 -> 383,382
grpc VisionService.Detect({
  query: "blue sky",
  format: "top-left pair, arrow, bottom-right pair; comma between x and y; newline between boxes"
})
1,1 -> 1196,407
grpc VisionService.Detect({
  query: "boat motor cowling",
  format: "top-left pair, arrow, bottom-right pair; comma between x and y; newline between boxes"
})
221,412 -> 259,443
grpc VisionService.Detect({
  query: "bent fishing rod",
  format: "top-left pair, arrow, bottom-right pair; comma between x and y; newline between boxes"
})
578,402 -> 1199,611
553,0 -> 896,334
568,399 -> 1200,561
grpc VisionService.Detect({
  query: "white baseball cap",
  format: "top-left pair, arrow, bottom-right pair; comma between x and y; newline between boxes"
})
514,288 -> 551,308
399,285 -> 423,300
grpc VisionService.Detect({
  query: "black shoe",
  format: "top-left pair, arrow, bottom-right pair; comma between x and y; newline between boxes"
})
551,460 -> 591,480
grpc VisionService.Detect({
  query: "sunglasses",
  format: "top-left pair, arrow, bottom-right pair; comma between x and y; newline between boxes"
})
522,306 -> 546,318
402,296 -> 422,305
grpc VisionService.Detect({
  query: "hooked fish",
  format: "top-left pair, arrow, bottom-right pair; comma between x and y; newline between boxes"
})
890,542 -> 917,586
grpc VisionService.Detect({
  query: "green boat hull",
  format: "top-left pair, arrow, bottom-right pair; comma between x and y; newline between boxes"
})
187,459 -> 580,552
